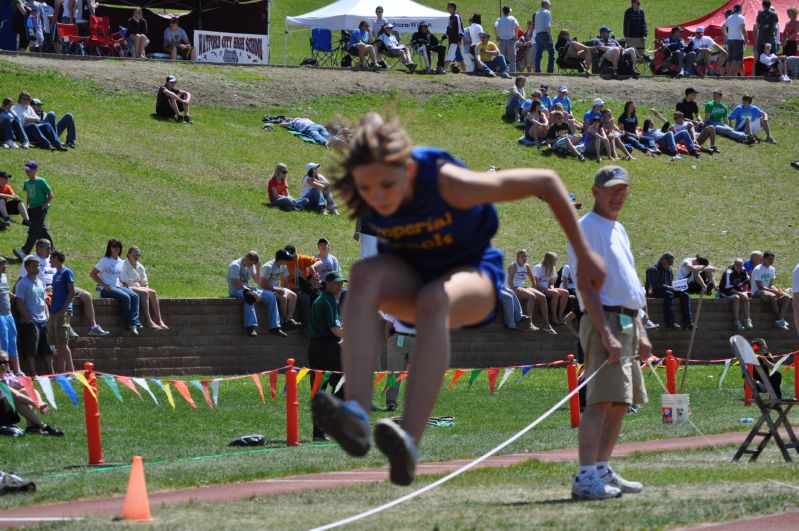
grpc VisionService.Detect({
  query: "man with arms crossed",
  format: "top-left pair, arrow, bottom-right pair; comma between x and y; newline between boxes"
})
568,166 -> 651,500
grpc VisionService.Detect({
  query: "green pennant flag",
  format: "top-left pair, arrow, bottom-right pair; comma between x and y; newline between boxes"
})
0,382 -> 15,412
321,372 -> 332,387
100,375 -> 124,402
386,372 -> 398,390
467,369 -> 482,390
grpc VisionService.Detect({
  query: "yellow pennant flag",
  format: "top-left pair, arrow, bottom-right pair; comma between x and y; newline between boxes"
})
296,368 -> 310,384
163,382 -> 176,410
73,372 -> 97,400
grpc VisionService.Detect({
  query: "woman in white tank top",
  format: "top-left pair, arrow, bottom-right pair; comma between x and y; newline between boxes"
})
532,251 -> 570,326
506,249 -> 555,333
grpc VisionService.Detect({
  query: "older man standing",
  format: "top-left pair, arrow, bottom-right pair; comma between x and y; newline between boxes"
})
494,6 -> 520,74
568,166 -> 651,500
533,0 -> 555,73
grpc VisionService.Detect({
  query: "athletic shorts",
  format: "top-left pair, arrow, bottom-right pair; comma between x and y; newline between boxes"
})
580,311 -> 648,406
4,199 -> 22,216
735,117 -> 762,134
0,314 -> 18,357
445,43 -> 464,62
727,40 -> 744,61
756,290 -> 789,303
19,322 -> 52,358
552,136 -> 571,153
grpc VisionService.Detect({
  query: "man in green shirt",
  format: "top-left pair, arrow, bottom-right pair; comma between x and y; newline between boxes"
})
703,90 -> 749,143
14,161 -> 54,262
307,271 -> 346,441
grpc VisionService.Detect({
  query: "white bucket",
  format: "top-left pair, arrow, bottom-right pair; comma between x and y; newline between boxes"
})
661,394 -> 690,424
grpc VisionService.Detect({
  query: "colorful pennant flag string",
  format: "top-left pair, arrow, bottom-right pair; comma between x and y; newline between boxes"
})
251,374 -> 265,403
54,375 -> 78,406
211,379 -> 221,407
116,375 -> 143,401
172,380 -> 197,409
497,367 -> 515,391
72,372 -> 96,400
36,376 -> 57,409
132,377 -> 158,404
99,375 -> 123,403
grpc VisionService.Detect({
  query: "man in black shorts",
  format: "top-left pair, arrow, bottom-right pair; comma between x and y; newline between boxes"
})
155,75 -> 192,124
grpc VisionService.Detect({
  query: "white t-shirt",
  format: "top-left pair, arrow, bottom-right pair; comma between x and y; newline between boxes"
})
467,23 -> 484,45
510,261 -> 529,287
301,174 -> 330,198
95,256 -> 124,288
494,16 -> 519,40
372,17 -> 388,38
19,255 -> 56,285
672,122 -> 689,133
560,264 -> 576,289
725,14 -> 747,40
260,260 -> 288,288
12,104 -> 39,124
314,254 -> 340,275
534,8 -> 552,34
677,258 -> 695,280
692,35 -> 716,49
759,52 -> 779,66
751,264 -> 776,294
532,263 -> 554,290
63,0 -> 87,24
567,211 -> 645,311
792,263 -> 799,294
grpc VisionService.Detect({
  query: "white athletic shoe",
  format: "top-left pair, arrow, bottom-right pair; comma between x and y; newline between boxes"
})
572,473 -> 622,500
599,467 -> 643,494
374,418 -> 419,486
644,320 -> 659,330
312,392 -> 371,457
775,319 -> 790,331
88,324 -> 110,336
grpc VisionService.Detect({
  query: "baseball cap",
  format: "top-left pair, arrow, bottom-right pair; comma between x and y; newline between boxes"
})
599,26 -> 611,33
169,16 -> 178,23
166,75 -> 177,84
685,87 -> 698,95
0,171 -> 9,180
558,85 -> 568,93
318,238 -> 329,246
23,254 -> 39,265
384,23 -> 395,29
418,21 -> 428,28
539,83 -> 548,90
592,97 -> 605,106
594,166 -> 630,188
0,256 -> 7,264
695,26 -> 705,33
325,271 -> 347,283
306,162 -> 321,172
23,160 -> 38,170
31,98 -> 43,106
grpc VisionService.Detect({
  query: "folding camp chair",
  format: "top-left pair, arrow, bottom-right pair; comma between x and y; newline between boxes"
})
309,28 -> 342,67
86,15 -> 125,56
57,23 -> 87,56
730,335 -> 799,462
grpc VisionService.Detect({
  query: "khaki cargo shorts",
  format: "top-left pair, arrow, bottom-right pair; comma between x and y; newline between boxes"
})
47,309 -> 70,346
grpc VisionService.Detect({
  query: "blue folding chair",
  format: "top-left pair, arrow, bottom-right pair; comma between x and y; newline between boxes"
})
310,28 -> 342,67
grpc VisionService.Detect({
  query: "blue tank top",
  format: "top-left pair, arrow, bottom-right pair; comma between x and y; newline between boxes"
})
361,147 -> 499,272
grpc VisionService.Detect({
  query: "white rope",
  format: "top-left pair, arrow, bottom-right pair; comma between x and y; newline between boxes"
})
310,359 -> 610,531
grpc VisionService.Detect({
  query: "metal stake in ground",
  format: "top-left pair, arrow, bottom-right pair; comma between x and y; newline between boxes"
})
678,290 -> 706,393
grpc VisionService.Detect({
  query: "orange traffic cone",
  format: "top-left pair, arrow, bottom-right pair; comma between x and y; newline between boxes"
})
119,456 -> 153,521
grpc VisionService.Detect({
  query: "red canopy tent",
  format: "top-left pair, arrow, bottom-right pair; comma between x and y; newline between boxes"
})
655,0 -> 794,40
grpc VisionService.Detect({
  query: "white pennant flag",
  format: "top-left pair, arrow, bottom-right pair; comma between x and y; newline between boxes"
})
333,375 -> 346,395
496,368 -> 515,391
718,359 -> 733,389
132,377 -> 159,404
211,379 -> 221,406
36,376 -> 57,410
770,355 -> 789,376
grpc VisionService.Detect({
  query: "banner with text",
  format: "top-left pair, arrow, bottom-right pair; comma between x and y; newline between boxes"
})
194,30 -> 268,65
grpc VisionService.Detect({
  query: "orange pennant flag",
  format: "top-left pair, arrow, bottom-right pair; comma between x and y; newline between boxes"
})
251,374 -> 265,403
310,370 -> 325,398
447,369 -> 465,390
116,375 -> 143,402
171,380 -> 197,409
374,372 -> 386,387
269,371 -> 278,400
487,368 -> 500,395
18,376 -> 40,409
396,371 -> 408,382
199,381 -> 214,411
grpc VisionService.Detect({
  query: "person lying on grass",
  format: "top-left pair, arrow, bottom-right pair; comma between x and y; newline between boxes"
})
312,112 -> 605,486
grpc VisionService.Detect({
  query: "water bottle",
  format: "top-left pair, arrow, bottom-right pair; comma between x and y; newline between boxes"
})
738,417 -> 754,424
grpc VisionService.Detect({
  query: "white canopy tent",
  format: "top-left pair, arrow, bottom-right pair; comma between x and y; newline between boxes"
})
284,0 -> 451,64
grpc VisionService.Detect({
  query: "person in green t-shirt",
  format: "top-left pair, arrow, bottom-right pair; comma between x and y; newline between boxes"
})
13,161 -> 54,262
307,271 -> 346,441
702,90 -> 750,143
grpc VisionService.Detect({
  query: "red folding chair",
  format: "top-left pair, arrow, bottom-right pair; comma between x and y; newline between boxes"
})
57,23 -> 88,55
86,15 -> 125,56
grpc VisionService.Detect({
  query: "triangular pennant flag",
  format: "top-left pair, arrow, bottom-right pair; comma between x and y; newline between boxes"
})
333,375 -> 346,395
487,369 -> 500,395
133,377 -> 158,404
172,380 -> 197,409
447,369 -> 465,390
54,375 -> 78,406
396,371 -> 408,383
269,371 -> 278,401
0,382 -> 15,412
116,376 -> 143,401
72,372 -> 96,400
162,382 -> 176,410
194,380 -> 214,411
310,370 -> 325,398
513,365 -> 532,384
467,369 -> 482,390
296,368 -> 310,384
321,372 -> 332,386
36,376 -> 57,409
18,376 -> 40,409
770,355 -> 789,376
251,374 -> 265,403
374,372 -> 387,387
99,375 -> 123,403
718,359 -> 733,389
211,379 -> 221,407
497,368 -> 515,391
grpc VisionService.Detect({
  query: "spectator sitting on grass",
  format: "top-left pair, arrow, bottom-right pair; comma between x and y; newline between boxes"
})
669,111 -> 701,157
601,109 -> 634,160
676,88 -> 718,153
163,16 -> 196,61
643,110 -> 689,155
729,94 -> 777,144
704,89 -> 750,144
12,92 -> 66,151
302,163 -> 338,215
32,98 -> 77,149
348,20 -> 380,70
618,101 -> 658,155
582,98 -> 605,131
719,257 -> 752,331
759,43 -> 790,82
1,349 -> 63,435
744,250 -> 763,273
91,239 -> 141,336
0,171 -> 30,230
156,75 -> 192,124
378,24 -> 416,72
258,249 -> 300,330
751,251 -> 792,330
15,254 -> 53,376
538,84 -> 553,110
120,246 -> 168,330
552,86 -> 572,116
582,116 -> 614,161
1,97 -> 30,149
645,252 -> 694,330
546,110 -> 585,161
677,254 -> 718,295
475,31 -> 512,78
268,163 -> 309,212
505,76 -> 526,121
524,99 -> 549,145
314,238 -> 340,277
411,21 -> 445,74
126,7 -> 150,59
227,251 -> 286,338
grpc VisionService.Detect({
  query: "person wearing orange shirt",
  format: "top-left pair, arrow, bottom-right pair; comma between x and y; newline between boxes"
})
0,172 -> 30,230
284,245 -> 325,329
